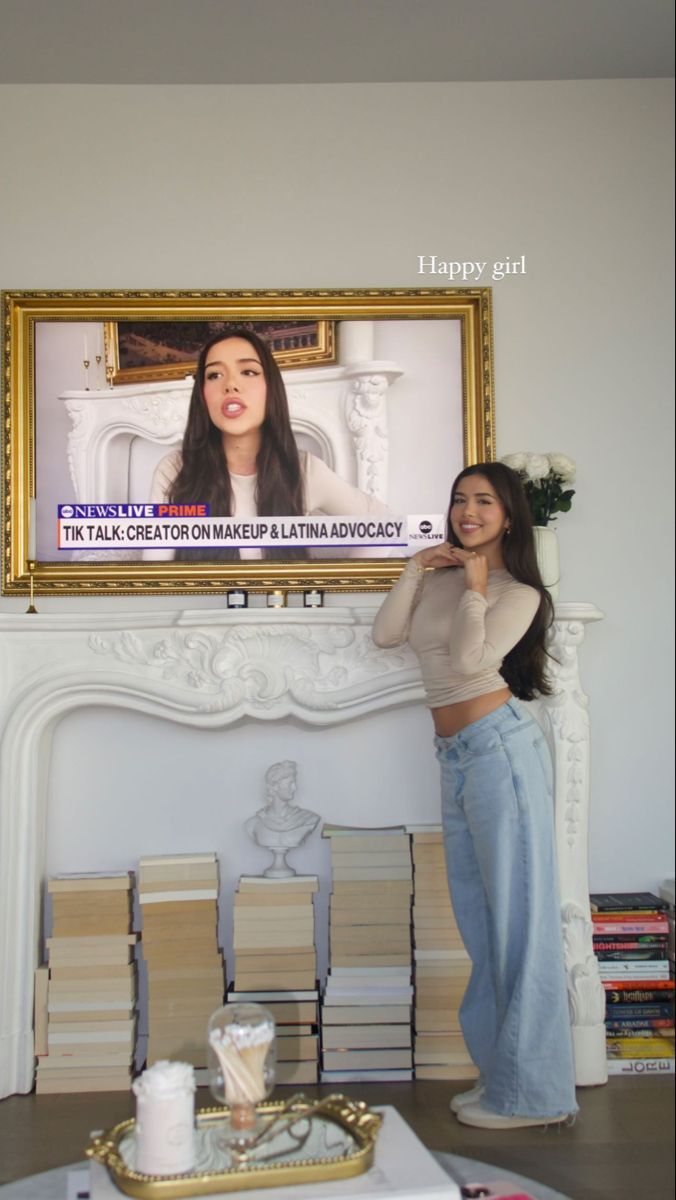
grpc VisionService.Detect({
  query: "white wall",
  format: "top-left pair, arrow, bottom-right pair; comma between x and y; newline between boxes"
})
1,80 -> 674,894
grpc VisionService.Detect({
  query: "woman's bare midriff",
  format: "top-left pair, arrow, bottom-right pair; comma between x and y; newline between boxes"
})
432,686 -> 512,738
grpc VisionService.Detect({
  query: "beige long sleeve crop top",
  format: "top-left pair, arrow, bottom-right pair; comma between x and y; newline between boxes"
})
371,558 -> 540,707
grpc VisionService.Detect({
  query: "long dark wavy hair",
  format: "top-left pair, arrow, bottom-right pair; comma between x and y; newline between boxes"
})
447,462 -> 554,699
169,328 -> 306,561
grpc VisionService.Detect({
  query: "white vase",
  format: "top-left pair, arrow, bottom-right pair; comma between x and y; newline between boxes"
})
533,526 -> 560,600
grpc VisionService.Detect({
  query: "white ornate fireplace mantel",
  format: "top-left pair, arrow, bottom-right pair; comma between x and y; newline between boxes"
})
0,601 -> 606,1098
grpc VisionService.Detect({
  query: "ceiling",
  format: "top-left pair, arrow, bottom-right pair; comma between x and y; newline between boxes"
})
0,0 -> 673,84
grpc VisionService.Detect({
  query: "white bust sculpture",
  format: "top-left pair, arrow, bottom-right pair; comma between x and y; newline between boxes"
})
245,760 -> 320,878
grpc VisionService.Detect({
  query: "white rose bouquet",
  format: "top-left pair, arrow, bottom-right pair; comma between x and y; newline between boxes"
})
501,452 -> 576,527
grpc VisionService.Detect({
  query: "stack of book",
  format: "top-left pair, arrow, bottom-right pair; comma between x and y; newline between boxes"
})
660,879 -> 675,985
35,871 -> 136,1093
139,853 -> 225,1068
591,891 -> 675,1075
320,825 -> 414,1083
229,874 -> 319,1085
409,827 -> 476,1081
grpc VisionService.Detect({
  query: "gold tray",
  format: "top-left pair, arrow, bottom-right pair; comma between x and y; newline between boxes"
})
86,1094 -> 382,1198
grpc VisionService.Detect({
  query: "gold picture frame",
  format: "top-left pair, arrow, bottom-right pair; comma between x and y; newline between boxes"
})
2,288 -> 495,597
107,318 -> 336,386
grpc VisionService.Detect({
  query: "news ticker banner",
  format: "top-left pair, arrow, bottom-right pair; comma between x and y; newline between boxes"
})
56,504 -> 445,552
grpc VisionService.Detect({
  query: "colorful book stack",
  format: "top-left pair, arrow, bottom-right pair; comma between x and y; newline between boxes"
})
409,826 -> 477,1081
229,874 -> 319,1085
35,871 -> 136,1093
660,879 -> 675,986
139,853 -> 225,1068
320,825 -> 414,1083
591,891 -> 675,1075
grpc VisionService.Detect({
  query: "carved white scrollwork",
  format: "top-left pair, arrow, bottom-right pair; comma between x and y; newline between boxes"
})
63,399 -> 96,500
87,622 -> 414,714
121,391 -> 190,437
343,366 -> 402,501
540,619 -> 592,850
346,375 -> 390,500
562,901 -> 607,1027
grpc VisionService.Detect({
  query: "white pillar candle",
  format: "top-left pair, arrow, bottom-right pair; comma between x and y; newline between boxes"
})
132,1060 -> 196,1176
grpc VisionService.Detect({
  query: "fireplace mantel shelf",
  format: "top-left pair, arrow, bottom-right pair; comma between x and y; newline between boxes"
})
0,600 -> 601,633
0,601 -> 606,1097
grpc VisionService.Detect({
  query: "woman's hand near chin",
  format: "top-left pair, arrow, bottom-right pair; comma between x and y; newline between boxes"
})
411,542 -> 464,570
448,546 -> 489,594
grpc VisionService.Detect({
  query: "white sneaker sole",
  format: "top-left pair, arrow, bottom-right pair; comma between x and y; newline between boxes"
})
449,1085 -> 484,1114
456,1102 -> 569,1130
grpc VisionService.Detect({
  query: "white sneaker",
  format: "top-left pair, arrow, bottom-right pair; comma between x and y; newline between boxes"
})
449,1083 -> 485,1114
456,1101 -> 569,1130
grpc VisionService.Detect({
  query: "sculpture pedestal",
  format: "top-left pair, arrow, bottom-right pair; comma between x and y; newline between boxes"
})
262,854 -> 295,879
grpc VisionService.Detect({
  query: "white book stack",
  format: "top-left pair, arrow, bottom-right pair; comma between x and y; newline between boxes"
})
35,872 -> 137,1093
229,875 -> 320,1084
320,826 -> 414,1082
138,853 -> 225,1068
409,828 -> 477,1081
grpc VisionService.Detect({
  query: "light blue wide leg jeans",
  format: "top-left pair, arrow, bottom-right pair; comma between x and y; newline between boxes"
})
436,698 -> 577,1118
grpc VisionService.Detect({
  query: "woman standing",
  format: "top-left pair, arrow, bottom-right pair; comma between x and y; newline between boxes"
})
147,327 -> 388,561
372,462 -> 576,1129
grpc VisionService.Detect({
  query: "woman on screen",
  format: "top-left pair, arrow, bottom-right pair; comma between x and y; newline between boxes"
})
147,327 -> 389,561
372,462 -> 577,1130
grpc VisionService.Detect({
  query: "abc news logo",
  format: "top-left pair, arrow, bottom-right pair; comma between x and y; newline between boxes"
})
414,518 -> 442,541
